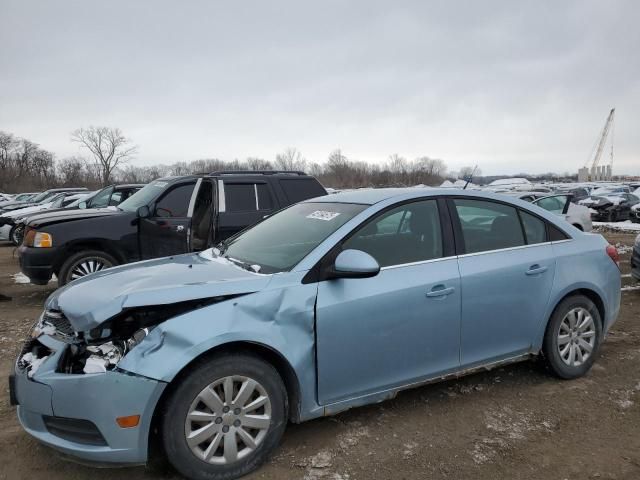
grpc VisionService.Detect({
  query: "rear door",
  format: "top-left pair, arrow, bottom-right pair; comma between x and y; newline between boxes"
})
215,179 -> 275,242
450,198 -> 557,366
139,180 -> 196,259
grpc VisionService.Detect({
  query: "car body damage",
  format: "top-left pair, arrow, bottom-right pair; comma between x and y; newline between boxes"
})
117,272 -> 321,421
12,188 -> 623,475
19,250 -> 322,424
44,250 -> 273,332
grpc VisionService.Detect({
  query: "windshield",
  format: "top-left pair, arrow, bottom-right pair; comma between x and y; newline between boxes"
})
218,202 -> 368,274
49,194 -> 66,208
118,180 -> 168,212
30,191 -> 53,203
87,186 -> 114,208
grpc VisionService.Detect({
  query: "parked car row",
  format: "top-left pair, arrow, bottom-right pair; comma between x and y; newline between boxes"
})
0,185 -> 143,246
10,187 -> 621,480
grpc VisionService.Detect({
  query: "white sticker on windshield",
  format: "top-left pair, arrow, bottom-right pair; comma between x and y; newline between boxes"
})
306,210 -> 341,221
154,181 -> 167,187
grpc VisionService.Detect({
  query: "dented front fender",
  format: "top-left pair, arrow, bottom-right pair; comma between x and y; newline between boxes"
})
117,272 -> 324,421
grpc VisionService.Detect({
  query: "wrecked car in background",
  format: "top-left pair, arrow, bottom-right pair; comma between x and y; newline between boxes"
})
11,188 -> 620,480
579,191 -> 640,222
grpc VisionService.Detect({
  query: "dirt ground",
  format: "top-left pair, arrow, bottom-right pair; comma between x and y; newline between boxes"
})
1,233 -> 639,480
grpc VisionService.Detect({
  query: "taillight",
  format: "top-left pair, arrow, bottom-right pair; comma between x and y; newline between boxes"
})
606,244 -> 620,267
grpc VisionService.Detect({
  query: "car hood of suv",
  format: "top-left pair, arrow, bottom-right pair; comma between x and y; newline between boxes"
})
45,251 -> 273,332
26,207 -> 121,227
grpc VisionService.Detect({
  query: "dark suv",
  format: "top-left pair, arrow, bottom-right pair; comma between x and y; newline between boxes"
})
18,171 -> 326,286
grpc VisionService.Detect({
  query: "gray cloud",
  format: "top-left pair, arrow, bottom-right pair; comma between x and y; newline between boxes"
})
1,0 -> 638,175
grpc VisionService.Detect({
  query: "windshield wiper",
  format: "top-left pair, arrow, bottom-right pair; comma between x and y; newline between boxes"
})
216,240 -> 229,255
226,256 -> 261,273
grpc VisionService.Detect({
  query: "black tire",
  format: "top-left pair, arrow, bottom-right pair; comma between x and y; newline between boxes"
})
57,250 -> 118,287
9,225 -> 23,246
543,294 -> 603,379
161,353 -> 288,480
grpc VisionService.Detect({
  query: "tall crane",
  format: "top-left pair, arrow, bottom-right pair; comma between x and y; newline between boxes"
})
584,108 -> 615,181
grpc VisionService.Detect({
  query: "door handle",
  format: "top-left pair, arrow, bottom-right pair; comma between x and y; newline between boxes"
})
525,265 -> 548,276
426,285 -> 455,298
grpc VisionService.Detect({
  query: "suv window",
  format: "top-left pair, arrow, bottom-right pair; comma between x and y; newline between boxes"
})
342,200 -> 443,268
279,178 -> 326,204
224,183 -> 274,212
453,199 -> 525,254
225,184 -> 257,212
154,183 -> 195,217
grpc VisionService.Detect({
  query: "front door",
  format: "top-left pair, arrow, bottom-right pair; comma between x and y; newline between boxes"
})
139,180 -> 196,259
450,198 -> 556,366
316,199 -> 461,405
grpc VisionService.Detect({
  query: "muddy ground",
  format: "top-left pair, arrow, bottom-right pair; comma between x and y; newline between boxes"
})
0,233 -> 639,480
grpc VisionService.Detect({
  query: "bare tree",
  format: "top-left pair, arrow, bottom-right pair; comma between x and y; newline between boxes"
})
71,126 -> 138,186
275,148 -> 306,171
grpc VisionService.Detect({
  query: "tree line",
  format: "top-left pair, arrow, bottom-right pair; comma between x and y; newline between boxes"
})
0,128 -> 454,193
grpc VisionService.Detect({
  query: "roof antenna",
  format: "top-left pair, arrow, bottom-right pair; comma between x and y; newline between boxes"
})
463,165 -> 478,190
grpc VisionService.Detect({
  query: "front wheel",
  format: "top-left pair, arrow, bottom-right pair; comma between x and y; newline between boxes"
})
57,250 -> 117,287
161,353 -> 288,480
543,295 -> 602,379
9,224 -> 24,246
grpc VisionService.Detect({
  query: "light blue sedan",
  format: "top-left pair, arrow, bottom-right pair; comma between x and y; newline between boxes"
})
12,188 -> 621,479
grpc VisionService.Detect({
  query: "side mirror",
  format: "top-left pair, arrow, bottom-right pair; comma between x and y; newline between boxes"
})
137,205 -> 150,218
332,249 -> 380,279
78,201 -> 87,209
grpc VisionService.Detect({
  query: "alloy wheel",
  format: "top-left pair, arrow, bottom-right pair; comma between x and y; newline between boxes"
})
184,375 -> 272,465
70,259 -> 108,280
557,307 -> 596,366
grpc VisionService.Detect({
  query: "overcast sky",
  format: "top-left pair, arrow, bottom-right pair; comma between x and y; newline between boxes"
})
1,0 -> 638,175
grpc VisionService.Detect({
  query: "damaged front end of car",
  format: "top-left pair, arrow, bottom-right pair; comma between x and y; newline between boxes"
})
21,297 -> 231,378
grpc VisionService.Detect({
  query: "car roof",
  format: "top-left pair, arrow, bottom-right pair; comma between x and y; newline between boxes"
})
306,187 -> 545,206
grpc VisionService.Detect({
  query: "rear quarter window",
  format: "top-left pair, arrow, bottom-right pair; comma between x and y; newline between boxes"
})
279,178 -> 326,204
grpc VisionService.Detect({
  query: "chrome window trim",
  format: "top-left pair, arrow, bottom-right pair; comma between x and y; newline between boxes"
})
254,184 -> 259,210
380,255 -> 454,271
550,239 -> 574,245
379,239 -> 568,269
456,241 -> 554,259
187,178 -> 202,217
218,180 -> 226,213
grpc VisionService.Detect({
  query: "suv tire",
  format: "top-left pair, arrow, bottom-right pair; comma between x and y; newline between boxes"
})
58,250 -> 118,287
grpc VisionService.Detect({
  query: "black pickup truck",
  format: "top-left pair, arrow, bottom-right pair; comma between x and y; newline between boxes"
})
18,171 -> 327,286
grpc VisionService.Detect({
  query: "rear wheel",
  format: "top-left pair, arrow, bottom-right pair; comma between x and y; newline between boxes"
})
161,353 -> 288,480
57,250 -> 117,286
543,295 -> 602,379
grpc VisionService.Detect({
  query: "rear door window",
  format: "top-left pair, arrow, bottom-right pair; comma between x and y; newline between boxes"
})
453,199 -> 525,254
225,183 -> 257,212
519,210 -> 547,245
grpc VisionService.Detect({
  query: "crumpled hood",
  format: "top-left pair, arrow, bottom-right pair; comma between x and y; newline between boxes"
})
46,250 -> 273,332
